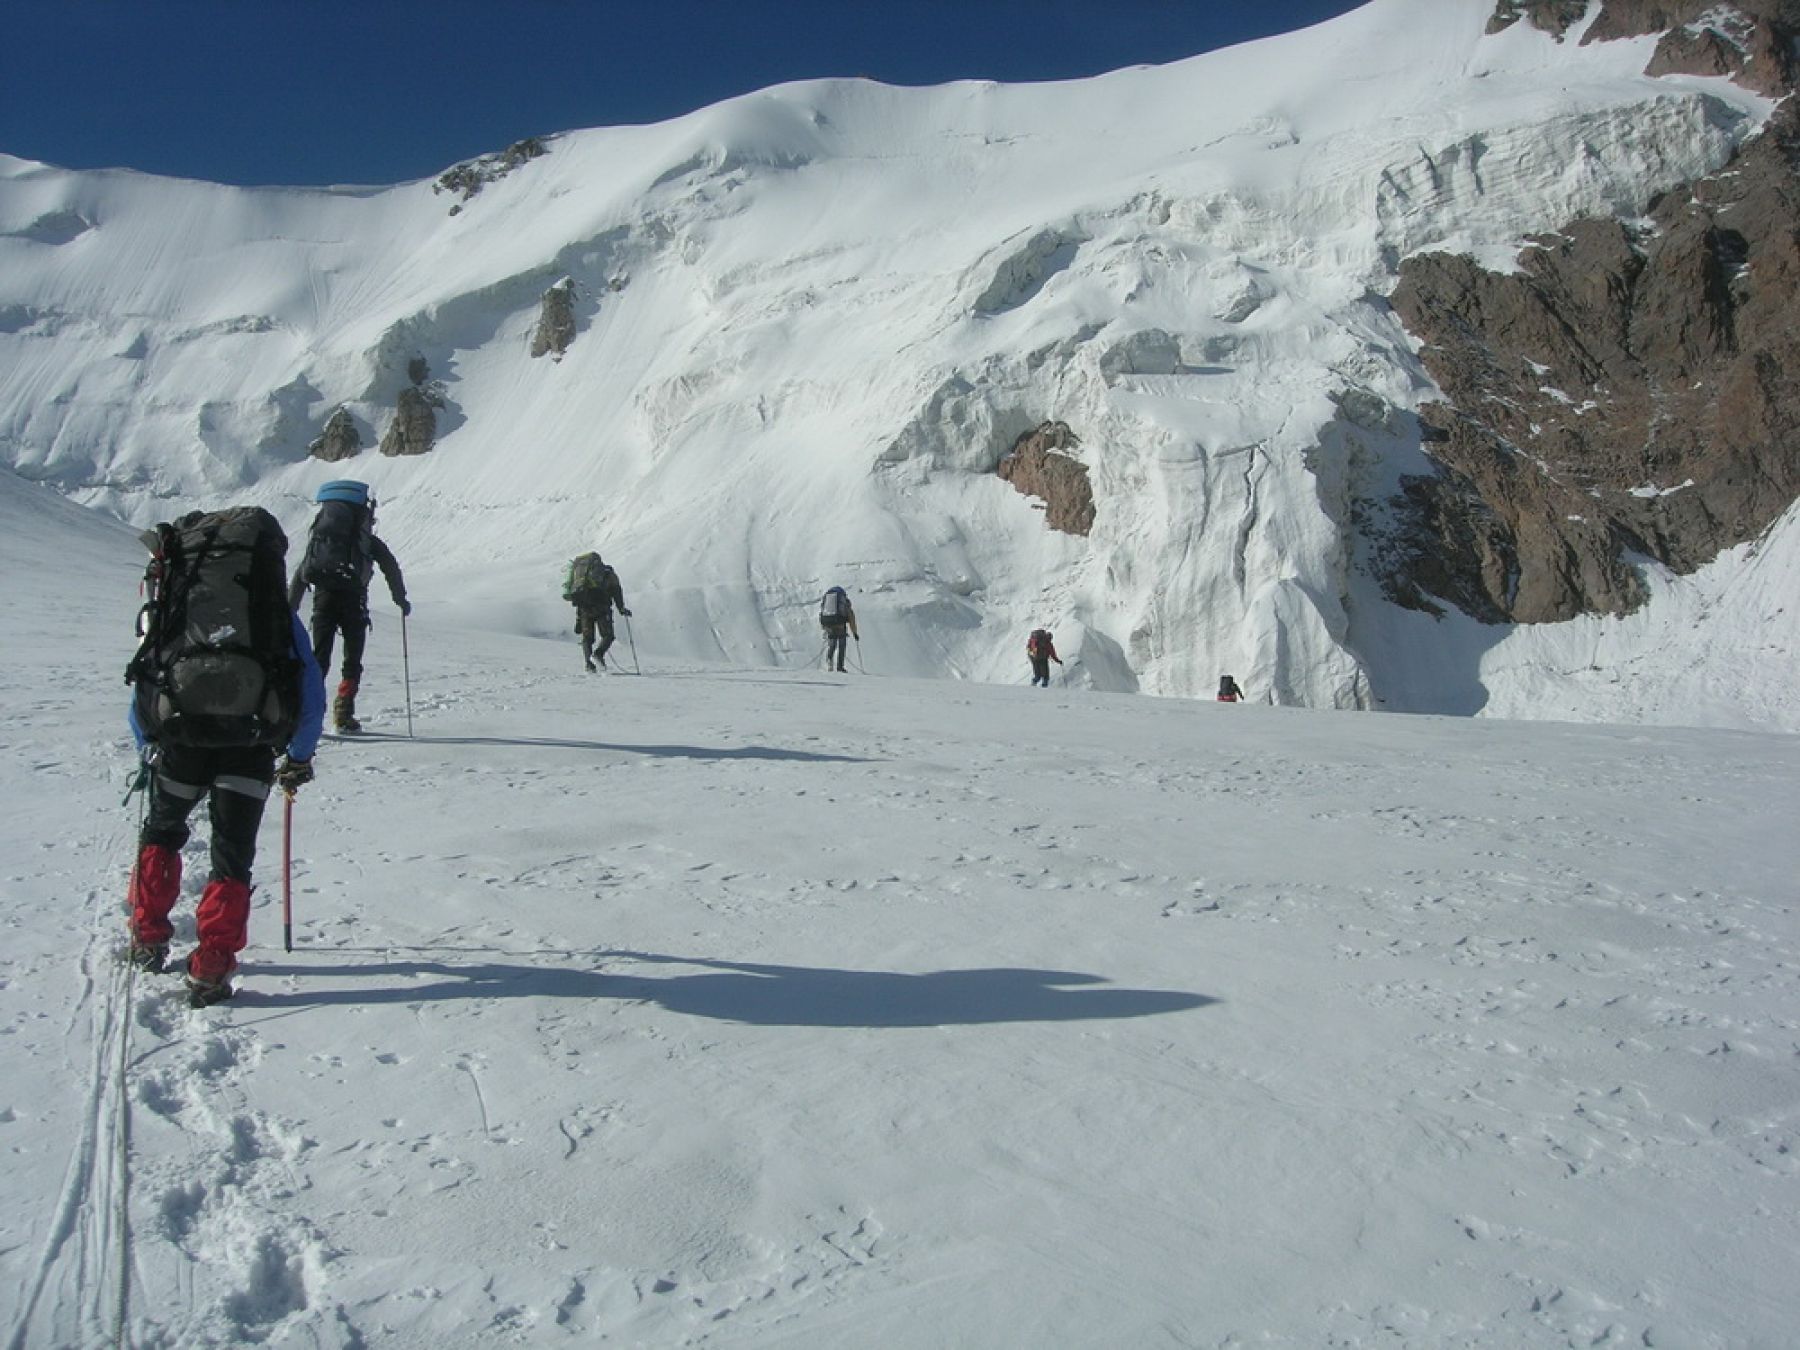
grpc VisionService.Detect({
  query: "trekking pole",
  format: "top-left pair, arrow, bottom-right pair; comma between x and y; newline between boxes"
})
401,611 -> 414,737
625,613 -> 641,675
281,790 -> 295,953
853,637 -> 866,674
125,751 -> 152,919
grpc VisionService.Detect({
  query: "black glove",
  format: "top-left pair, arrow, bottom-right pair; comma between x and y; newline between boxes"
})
399,599 -> 413,617
274,757 -> 314,793
619,607 -> 632,617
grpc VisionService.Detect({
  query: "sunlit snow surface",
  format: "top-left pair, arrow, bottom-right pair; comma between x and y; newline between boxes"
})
1,3 -> 1798,1338
2,436 -> 1798,1347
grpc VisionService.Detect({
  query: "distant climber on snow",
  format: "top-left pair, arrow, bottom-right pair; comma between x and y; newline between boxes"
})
820,586 -> 858,672
123,506 -> 324,1007
564,552 -> 631,671
288,480 -> 409,733
1027,628 -> 1062,687
1217,675 -> 1245,703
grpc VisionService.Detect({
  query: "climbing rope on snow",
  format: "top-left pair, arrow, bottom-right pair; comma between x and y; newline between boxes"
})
110,780 -> 152,1347
112,959 -> 135,1350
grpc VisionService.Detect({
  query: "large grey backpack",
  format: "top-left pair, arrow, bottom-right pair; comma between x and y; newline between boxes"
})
126,507 -> 300,748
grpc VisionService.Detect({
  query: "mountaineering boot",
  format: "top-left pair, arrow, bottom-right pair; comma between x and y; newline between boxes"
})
184,876 -> 249,1005
185,972 -> 234,1008
333,679 -> 361,733
127,941 -> 169,974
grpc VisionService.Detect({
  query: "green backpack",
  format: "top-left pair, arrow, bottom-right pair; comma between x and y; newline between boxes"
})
564,552 -> 606,600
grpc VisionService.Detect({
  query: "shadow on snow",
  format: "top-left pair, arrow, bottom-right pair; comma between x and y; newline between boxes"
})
248,949 -> 1217,1027
342,732 -> 872,763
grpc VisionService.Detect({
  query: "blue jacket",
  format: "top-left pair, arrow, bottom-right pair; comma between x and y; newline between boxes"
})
130,612 -> 325,761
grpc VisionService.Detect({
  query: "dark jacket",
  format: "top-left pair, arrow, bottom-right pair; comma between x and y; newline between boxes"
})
573,566 -> 628,617
288,534 -> 407,612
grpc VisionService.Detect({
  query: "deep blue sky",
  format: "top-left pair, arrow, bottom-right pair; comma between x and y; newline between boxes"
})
5,1 -> 1367,187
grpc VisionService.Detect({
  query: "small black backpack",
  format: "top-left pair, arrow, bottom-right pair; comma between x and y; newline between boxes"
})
302,492 -> 375,593
126,506 -> 301,749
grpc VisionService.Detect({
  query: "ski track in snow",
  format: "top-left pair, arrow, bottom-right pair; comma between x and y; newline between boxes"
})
4,585 -> 1796,1346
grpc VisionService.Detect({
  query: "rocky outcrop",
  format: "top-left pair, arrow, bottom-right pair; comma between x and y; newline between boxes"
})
307,407 -> 362,462
1486,1 -> 1590,36
998,421 -> 1095,536
529,277 -> 577,359
434,137 -> 550,215
1489,1 -> 1798,95
378,358 -> 445,457
1385,97 -> 1800,622
379,387 -> 438,456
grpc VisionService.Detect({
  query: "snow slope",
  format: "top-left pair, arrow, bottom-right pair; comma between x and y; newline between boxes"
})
2,0 -> 1792,727
2,456 -> 1798,1347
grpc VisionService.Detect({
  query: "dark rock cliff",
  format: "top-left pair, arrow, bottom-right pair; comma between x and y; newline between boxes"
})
998,421 -> 1095,536
378,358 -> 445,457
530,277 -> 578,359
1379,3 -> 1799,623
307,406 -> 362,462
434,137 -> 550,215
1491,0 -> 1798,94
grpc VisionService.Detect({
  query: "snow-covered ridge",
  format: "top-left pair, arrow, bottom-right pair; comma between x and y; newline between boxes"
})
1,0 -> 1792,727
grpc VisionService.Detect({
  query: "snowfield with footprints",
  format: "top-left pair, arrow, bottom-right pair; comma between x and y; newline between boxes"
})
2,472 -> 1796,1346
3,0 -> 1800,1341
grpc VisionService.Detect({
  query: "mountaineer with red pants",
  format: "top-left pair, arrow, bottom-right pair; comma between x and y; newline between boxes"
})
124,506 -> 325,1006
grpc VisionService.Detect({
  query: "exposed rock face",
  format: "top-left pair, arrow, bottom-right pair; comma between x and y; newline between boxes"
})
307,407 -> 362,462
379,387 -> 438,457
1386,98 -> 1800,622
379,359 -> 444,457
1489,1 -> 1798,95
529,277 -> 577,359
998,421 -> 1095,536
434,137 -> 550,214
1487,1 -> 1591,36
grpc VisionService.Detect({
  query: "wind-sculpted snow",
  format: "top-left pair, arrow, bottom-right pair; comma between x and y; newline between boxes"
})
971,227 -> 1087,316
3,208 -> 92,245
0,0 -> 1791,725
